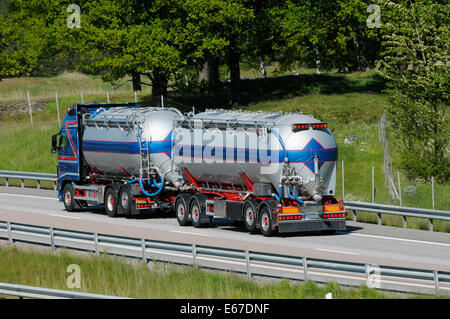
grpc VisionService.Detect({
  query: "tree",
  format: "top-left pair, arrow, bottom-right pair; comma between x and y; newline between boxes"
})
378,0 -> 449,182
0,2 -> 45,80
276,0 -> 381,73
179,0 -> 254,104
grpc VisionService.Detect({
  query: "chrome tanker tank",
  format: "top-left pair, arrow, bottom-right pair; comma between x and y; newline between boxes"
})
172,109 -> 338,202
82,107 -> 184,187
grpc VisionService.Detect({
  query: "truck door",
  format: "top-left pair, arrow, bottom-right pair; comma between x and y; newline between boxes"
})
57,119 -> 80,183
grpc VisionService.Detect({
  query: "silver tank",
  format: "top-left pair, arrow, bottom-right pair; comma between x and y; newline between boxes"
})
172,109 -> 338,200
82,107 -> 184,186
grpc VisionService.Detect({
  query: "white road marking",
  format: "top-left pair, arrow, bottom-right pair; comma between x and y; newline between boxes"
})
170,230 -> 208,237
48,213 -> 80,220
350,233 -> 450,247
0,193 -> 57,201
315,248 -> 358,255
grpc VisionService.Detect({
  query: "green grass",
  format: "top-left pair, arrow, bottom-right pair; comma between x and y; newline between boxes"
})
0,245 -> 427,299
0,71 -> 151,105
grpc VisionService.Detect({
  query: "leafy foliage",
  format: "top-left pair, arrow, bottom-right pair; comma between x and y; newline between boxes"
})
0,2 -> 46,79
378,0 -> 449,182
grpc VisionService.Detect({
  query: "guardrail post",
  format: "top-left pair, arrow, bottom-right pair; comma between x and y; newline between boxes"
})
429,219 -> 434,232
431,177 -> 435,211
21,179 -> 24,188
5,177 -> 8,187
7,221 -> 12,244
37,180 -> 40,190
245,250 -> 251,278
94,233 -> 99,255
49,227 -> 55,251
341,160 -> 345,200
377,213 -> 382,226
434,270 -> 439,295
352,210 -> 357,222
192,243 -> 197,267
303,257 -> 308,282
53,181 -> 57,191
141,239 -> 146,262
402,216 -> 407,228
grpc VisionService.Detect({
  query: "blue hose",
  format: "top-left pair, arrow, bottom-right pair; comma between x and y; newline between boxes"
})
138,175 -> 164,197
272,193 -> 280,202
287,186 -> 304,204
292,186 -> 305,204
272,185 -> 283,202
270,128 -> 287,161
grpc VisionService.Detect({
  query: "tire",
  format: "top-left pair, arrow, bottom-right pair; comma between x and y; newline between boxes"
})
243,202 -> 257,233
105,188 -> 118,217
260,206 -> 274,237
190,198 -> 203,228
63,183 -> 75,212
118,185 -> 132,215
176,197 -> 189,226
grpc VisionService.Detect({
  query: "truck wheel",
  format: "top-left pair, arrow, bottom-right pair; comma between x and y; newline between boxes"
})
118,185 -> 132,215
63,184 -> 76,212
105,188 -> 118,217
176,197 -> 189,226
190,198 -> 203,228
244,202 -> 257,233
260,206 -> 274,237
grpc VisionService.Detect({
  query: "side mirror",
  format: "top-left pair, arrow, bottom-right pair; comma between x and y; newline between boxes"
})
51,134 -> 57,153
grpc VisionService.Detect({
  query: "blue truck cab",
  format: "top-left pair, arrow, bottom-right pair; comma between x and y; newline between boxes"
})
51,103 -> 138,202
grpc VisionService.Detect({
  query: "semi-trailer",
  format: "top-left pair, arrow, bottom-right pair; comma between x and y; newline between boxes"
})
52,102 -> 347,236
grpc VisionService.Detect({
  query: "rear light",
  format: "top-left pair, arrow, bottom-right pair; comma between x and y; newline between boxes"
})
323,204 -> 340,212
208,203 -> 214,212
282,207 -> 300,214
278,215 -> 302,221
312,123 -> 328,130
293,124 -> 309,132
322,212 -> 347,219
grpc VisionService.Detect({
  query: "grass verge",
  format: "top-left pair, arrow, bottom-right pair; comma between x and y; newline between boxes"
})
0,245 -> 430,299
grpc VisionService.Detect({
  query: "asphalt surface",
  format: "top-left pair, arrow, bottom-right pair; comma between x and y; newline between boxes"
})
0,186 -> 449,271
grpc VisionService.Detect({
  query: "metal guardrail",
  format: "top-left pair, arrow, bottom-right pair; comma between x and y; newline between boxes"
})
344,201 -> 450,231
0,170 -> 57,190
0,220 -> 449,296
0,282 -> 128,299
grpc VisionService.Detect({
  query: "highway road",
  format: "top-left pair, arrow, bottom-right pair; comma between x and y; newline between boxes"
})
0,186 -> 449,272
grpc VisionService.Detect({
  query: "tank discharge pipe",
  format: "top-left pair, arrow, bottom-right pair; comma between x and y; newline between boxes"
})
272,186 -> 282,202
138,175 -> 164,197
286,186 -> 304,205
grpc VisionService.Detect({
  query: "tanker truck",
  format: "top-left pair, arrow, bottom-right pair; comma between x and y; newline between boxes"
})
52,102 -> 347,236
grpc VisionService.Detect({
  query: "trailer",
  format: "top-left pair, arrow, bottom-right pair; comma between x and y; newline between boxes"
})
52,103 -> 347,236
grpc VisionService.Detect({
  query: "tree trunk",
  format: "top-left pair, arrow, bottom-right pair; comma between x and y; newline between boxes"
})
198,56 -> 220,86
131,72 -> 142,92
228,50 -> 241,105
151,69 -> 168,106
259,56 -> 266,78
354,26 -> 367,72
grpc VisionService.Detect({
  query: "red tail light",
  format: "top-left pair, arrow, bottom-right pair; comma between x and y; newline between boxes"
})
278,215 -> 302,221
312,123 -> 328,130
322,212 -> 347,219
293,124 -> 309,132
